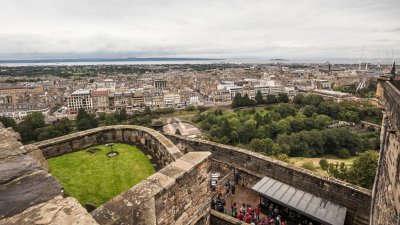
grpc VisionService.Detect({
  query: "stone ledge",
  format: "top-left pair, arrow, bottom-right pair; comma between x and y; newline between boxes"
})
34,125 -> 183,161
0,196 -> 98,225
210,210 -> 246,224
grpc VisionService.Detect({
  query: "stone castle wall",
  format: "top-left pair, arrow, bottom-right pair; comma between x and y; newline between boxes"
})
91,152 -> 211,225
2,125 -> 212,225
165,134 -> 371,225
0,123 -> 98,224
371,80 -> 400,225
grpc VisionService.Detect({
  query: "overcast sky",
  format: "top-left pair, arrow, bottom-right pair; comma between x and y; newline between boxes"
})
1,0 -> 399,60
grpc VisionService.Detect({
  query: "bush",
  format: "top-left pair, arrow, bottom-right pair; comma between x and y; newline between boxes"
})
319,159 -> 329,171
275,154 -> 290,163
337,148 -> 351,159
301,161 -> 316,171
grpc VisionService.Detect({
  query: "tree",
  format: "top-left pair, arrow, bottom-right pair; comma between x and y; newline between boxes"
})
115,108 -> 127,122
303,105 -> 316,117
52,118 -> 71,135
277,93 -> 289,103
265,94 -> 278,104
232,93 -> 243,108
15,112 -> 45,143
105,114 -> 118,125
238,119 -> 257,143
317,101 -> 340,119
98,112 -> 106,121
175,129 -> 181,135
76,108 -> 98,131
348,150 -> 379,189
302,94 -> 323,106
275,104 -> 296,118
0,116 -> 16,128
249,138 -> 274,155
319,159 -> 329,171
293,94 -> 304,104
144,106 -> 152,115
337,148 -> 351,159
23,112 -> 45,130
241,93 -> 256,106
255,90 -> 264,104
254,113 -> 263,127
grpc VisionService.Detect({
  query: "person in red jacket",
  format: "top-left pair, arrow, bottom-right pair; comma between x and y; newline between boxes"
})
247,205 -> 253,215
237,211 -> 245,221
255,205 -> 261,220
244,213 -> 252,224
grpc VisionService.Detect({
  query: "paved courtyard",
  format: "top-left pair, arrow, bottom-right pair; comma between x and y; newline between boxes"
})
163,117 -> 202,136
218,184 -> 298,225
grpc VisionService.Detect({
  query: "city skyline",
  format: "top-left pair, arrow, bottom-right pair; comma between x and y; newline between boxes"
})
1,0 -> 400,60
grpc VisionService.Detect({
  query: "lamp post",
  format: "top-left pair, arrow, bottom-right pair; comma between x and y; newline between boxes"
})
106,143 -> 114,153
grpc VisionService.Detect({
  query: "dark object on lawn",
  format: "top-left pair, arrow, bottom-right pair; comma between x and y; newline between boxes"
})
87,149 -> 101,154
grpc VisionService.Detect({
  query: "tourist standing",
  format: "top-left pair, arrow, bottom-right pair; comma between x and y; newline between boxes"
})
225,181 -> 231,197
245,213 -> 252,223
235,171 -> 240,185
237,211 -> 245,221
231,184 -> 236,196
231,203 -> 237,218
255,205 -> 261,220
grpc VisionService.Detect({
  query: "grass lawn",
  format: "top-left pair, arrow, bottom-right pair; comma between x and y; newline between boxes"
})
47,143 -> 156,207
290,154 -> 359,176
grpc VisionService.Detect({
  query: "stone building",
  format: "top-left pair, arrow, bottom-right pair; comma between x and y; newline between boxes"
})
67,89 -> 93,114
154,80 -> 167,90
113,91 -> 132,110
0,85 -> 44,95
132,92 -> 145,106
0,102 -> 50,119
91,89 -> 110,112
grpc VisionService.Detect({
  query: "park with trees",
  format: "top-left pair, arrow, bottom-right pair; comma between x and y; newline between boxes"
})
194,93 -> 382,188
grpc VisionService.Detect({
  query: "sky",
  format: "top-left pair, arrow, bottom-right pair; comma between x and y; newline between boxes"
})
1,0 -> 400,60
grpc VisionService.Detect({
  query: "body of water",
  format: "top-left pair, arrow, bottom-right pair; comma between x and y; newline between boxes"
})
0,57 -> 396,67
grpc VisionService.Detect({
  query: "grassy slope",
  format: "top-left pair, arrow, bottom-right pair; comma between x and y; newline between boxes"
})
47,143 -> 155,207
290,154 -> 358,176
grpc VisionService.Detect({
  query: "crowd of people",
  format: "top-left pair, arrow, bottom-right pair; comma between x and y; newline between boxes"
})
210,171 -> 318,225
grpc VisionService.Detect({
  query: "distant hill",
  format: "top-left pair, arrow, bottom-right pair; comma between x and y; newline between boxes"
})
0,57 -> 221,64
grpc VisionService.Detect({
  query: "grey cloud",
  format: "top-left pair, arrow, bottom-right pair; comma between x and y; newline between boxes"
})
0,0 -> 399,59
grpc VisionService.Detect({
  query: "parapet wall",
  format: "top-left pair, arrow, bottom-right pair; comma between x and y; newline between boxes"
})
91,151 -> 211,225
30,125 -> 212,225
0,123 -> 98,224
165,134 -> 372,225
34,125 -> 183,167
370,80 -> 400,224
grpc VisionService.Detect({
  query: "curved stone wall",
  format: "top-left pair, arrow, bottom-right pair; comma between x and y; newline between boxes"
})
34,125 -> 183,167
30,125 -> 213,225
165,134 -> 372,225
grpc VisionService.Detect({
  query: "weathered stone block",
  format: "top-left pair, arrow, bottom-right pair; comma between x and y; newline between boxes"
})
0,171 -> 61,218
0,155 -> 41,185
0,197 -> 98,225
